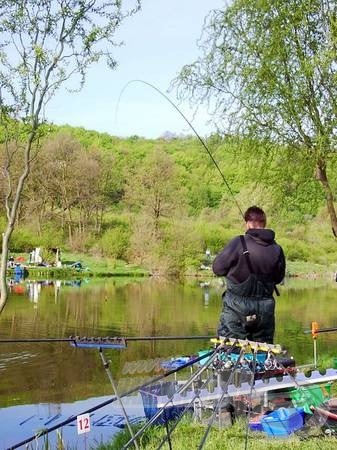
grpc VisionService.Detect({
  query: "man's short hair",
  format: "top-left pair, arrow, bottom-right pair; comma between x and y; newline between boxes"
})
244,206 -> 266,226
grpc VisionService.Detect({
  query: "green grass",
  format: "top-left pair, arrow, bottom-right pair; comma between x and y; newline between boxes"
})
60,252 -> 149,277
8,249 -> 337,280
8,251 -> 150,278
8,249 -> 337,282
286,261 -> 336,279
96,416 -> 337,449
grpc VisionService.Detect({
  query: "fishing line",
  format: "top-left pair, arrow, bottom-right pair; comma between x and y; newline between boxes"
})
115,79 -> 244,219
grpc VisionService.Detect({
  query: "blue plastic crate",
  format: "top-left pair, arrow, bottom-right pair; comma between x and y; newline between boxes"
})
249,415 -> 265,432
160,356 -> 192,370
261,407 -> 304,436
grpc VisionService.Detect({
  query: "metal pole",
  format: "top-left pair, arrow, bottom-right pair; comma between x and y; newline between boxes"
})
99,348 -> 139,450
313,338 -> 317,369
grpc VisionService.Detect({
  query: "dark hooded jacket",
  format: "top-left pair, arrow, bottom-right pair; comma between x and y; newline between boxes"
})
212,228 -> 285,297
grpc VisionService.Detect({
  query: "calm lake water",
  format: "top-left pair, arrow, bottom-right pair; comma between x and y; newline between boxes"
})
1,275 -> 337,448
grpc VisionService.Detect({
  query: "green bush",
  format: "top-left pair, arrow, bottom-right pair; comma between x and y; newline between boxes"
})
40,247 -> 57,265
10,228 -> 39,252
281,238 -> 310,262
315,244 -> 337,265
158,220 -> 204,275
196,222 -> 236,254
38,225 -> 64,249
100,227 -> 130,259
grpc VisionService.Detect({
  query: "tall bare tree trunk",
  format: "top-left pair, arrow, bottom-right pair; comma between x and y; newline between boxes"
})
0,135 -> 34,312
315,160 -> 337,237
0,233 -> 10,313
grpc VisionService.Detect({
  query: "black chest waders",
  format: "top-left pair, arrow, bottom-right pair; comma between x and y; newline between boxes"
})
217,236 -> 277,343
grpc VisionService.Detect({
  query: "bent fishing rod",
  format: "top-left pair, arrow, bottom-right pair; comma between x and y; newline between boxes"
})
116,79 -> 244,220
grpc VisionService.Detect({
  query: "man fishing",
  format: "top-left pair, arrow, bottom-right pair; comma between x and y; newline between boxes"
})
212,206 -> 285,344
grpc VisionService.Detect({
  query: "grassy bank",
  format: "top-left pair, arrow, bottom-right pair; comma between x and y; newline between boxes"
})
74,257 -> 336,280
286,261 -> 337,280
8,250 -> 337,280
8,252 -> 150,279
98,417 -> 337,449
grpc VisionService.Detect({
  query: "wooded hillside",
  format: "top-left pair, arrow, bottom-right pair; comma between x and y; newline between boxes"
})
1,125 -> 336,275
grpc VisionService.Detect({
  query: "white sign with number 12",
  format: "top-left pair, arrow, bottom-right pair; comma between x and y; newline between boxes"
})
77,413 -> 91,435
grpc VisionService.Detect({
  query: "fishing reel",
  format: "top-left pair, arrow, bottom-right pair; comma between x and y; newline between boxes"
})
263,351 -> 280,371
210,352 -> 233,372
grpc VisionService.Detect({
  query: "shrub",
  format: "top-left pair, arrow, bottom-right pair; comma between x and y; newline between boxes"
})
38,225 -> 64,249
195,222 -> 236,254
68,231 -> 96,253
10,228 -> 39,252
100,227 -> 130,259
157,220 -> 203,275
281,238 -> 310,262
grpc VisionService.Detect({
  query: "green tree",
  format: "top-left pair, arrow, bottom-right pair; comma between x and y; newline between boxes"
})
0,0 -> 140,312
28,132 -> 117,247
124,148 -> 185,232
175,0 -> 337,236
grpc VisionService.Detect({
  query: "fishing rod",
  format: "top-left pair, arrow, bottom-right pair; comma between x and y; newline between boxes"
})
0,335 -> 216,345
154,364 -> 219,450
99,348 -> 139,450
304,321 -> 337,336
303,321 -> 337,368
0,338 -> 76,343
244,349 -> 258,450
311,327 -> 337,334
113,335 -> 215,341
116,79 -> 244,220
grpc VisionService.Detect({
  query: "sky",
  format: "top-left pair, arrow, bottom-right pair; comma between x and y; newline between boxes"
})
46,0 -> 224,139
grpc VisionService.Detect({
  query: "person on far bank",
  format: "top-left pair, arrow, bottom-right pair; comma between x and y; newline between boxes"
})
212,206 -> 285,344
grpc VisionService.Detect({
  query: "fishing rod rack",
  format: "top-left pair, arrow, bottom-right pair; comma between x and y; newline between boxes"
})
210,336 -> 284,354
160,337 -> 294,385
69,336 -> 127,349
121,339 -> 337,450
206,348 -> 296,383
67,334 -> 217,349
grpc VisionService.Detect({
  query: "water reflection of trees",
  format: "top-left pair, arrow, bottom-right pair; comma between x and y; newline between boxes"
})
0,279 -> 336,406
